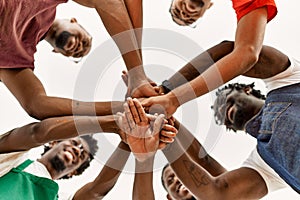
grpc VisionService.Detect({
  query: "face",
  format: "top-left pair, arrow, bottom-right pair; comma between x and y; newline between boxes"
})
50,18 -> 92,58
213,88 -> 263,131
163,165 -> 194,200
43,137 -> 91,178
169,0 -> 212,26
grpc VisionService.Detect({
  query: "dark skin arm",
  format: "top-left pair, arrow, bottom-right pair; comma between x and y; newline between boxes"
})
0,68 -> 124,120
133,156 -> 155,200
163,137 -> 268,199
161,40 -> 290,93
74,0 -> 158,98
0,115 -> 121,153
172,120 -> 226,177
73,142 -> 131,200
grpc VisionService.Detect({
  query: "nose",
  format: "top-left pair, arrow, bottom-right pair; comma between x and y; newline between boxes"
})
71,145 -> 82,162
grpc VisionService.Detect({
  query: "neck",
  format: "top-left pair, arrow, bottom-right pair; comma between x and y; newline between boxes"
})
37,158 -> 59,180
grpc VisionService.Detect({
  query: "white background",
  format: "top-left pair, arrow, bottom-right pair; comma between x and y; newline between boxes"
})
0,0 -> 299,199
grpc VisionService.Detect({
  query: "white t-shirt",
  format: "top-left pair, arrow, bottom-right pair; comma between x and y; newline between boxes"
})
263,57 -> 300,93
242,148 -> 288,193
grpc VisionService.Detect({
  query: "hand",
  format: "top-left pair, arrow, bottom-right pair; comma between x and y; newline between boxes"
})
141,93 -> 179,118
122,70 -> 159,98
123,98 -> 175,161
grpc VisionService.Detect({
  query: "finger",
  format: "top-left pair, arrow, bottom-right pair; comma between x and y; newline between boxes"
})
133,98 -> 148,124
159,136 -> 174,143
161,124 -> 178,134
123,102 -> 135,129
149,81 -> 157,87
158,142 -> 167,150
127,97 -> 141,123
152,114 -> 165,135
160,130 -> 177,139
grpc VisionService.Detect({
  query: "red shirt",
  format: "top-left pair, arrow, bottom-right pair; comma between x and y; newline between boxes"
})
232,0 -> 277,22
0,0 -> 67,69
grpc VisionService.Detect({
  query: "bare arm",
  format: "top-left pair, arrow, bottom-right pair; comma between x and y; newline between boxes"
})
0,68 -> 124,120
74,0 -> 158,98
173,120 -> 226,176
0,115 -> 120,153
133,156 -> 155,200
143,8 -> 271,117
163,137 -> 268,199
73,142 -> 130,199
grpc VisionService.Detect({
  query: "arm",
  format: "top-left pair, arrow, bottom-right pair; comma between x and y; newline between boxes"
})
0,68 -> 123,120
163,137 -> 268,199
143,8 -> 269,117
73,142 -> 130,199
0,115 -> 121,153
133,156 -> 155,200
173,120 -> 226,176
74,0 -> 158,98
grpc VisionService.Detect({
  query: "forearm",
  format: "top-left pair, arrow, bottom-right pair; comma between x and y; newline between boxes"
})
0,115 -> 120,153
163,138 -> 220,199
133,156 -> 155,200
164,41 -> 234,92
73,142 -> 130,199
174,120 -> 226,176
93,0 -> 144,73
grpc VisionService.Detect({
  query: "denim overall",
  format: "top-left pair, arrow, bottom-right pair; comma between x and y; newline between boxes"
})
246,83 -> 300,193
0,159 -> 59,199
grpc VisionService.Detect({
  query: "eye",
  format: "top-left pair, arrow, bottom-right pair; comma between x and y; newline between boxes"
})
71,139 -> 78,146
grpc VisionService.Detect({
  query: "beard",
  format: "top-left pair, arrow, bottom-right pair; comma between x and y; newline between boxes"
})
50,155 -> 66,172
55,31 -> 72,49
232,104 -> 255,130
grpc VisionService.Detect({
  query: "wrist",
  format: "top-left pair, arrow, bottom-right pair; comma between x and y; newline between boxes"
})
167,91 -> 180,108
160,80 -> 174,94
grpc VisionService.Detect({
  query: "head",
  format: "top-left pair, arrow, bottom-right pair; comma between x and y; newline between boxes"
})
40,135 -> 98,180
212,83 -> 266,132
162,164 -> 196,200
45,18 -> 92,59
169,0 -> 213,26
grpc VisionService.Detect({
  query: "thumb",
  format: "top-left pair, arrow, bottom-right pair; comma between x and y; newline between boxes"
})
152,114 -> 165,136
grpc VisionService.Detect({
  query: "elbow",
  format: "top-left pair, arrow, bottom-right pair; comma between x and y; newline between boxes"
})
235,45 -> 260,72
29,122 -> 49,145
22,96 -> 49,120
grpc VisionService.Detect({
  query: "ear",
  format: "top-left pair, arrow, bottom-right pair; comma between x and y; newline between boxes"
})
208,2 -> 213,9
48,141 -> 58,148
166,194 -> 172,200
52,48 -> 59,53
244,86 -> 252,95
70,18 -> 77,23
66,170 -> 78,178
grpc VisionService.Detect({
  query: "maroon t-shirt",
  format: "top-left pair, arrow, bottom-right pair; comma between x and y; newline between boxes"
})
0,0 -> 67,69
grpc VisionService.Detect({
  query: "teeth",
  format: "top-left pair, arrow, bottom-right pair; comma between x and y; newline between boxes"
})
65,151 -> 73,161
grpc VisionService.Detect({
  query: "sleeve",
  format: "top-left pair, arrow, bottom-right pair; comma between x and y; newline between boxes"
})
232,0 -> 277,22
242,148 -> 288,193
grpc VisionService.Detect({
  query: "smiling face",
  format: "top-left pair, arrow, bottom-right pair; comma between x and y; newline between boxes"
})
162,165 -> 195,200
213,87 -> 264,131
41,137 -> 91,179
169,0 -> 213,26
46,18 -> 92,58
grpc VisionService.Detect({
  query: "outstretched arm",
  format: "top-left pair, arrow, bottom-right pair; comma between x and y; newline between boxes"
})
143,8 -> 271,117
74,0 -> 158,98
163,136 -> 268,199
0,68 -> 123,120
133,156 -> 155,200
0,115 -> 121,153
73,141 -> 130,200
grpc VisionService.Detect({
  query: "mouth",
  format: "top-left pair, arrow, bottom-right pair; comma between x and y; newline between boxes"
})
63,149 -> 75,164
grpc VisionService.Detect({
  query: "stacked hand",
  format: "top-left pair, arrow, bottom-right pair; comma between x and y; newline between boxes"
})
117,98 -> 177,162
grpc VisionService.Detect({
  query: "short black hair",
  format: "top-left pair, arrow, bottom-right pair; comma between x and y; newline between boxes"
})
212,82 -> 266,130
42,135 -> 98,180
